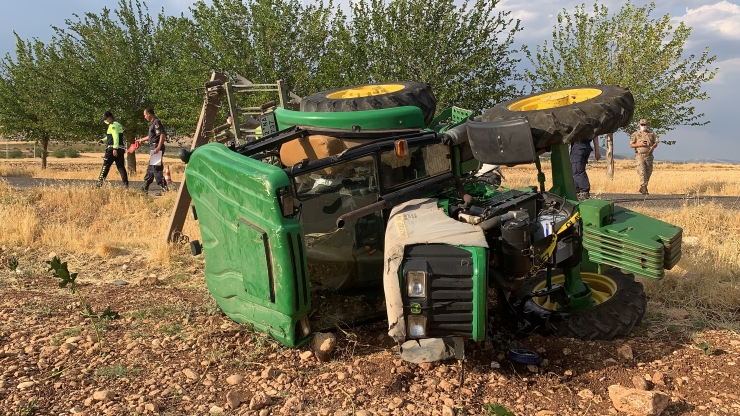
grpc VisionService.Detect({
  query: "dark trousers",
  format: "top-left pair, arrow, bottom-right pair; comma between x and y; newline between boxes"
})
143,164 -> 167,190
98,147 -> 128,186
570,142 -> 592,193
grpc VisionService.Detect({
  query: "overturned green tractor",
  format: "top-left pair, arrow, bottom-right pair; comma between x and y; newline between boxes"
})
181,81 -> 681,362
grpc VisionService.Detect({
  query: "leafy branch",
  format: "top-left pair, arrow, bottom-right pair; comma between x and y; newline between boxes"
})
47,256 -> 119,351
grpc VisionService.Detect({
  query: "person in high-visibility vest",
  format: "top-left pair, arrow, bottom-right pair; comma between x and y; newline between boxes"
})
96,111 -> 129,187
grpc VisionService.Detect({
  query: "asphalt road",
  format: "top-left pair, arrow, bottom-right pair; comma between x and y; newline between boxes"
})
2,177 -> 739,209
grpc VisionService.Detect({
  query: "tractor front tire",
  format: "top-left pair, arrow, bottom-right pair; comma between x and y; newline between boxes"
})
509,268 -> 646,341
301,82 -> 437,126
483,85 -> 634,148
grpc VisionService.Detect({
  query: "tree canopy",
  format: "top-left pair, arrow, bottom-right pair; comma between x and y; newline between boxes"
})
0,0 -> 523,166
522,1 -> 718,136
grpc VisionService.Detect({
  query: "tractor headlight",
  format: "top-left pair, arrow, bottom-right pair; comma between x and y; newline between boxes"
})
406,270 -> 427,298
407,315 -> 427,338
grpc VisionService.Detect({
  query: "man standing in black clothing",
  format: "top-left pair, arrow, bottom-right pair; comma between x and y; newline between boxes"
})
136,108 -> 168,193
97,111 -> 129,187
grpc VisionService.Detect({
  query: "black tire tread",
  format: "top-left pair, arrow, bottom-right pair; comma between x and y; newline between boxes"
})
483,85 -> 634,149
300,82 -> 438,126
509,268 -> 646,341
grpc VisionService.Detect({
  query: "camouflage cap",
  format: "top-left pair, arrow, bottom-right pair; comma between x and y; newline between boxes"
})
639,119 -> 648,125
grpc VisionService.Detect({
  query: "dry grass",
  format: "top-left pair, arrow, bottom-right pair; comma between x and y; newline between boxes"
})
502,159 -> 740,196
0,181 -> 199,268
634,203 -> 740,332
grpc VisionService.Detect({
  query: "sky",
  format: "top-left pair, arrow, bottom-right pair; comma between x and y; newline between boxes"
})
1,0 -> 738,161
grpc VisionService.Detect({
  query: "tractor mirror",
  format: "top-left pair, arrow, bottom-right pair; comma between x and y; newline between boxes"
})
466,118 -> 537,166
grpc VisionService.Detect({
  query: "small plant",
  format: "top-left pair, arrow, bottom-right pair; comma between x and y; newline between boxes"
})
47,256 -> 119,351
14,399 -> 37,416
2,149 -> 25,159
159,323 -> 184,337
51,148 -> 67,158
95,362 -> 140,379
698,341 -> 712,356
65,148 -> 80,158
483,403 -> 516,416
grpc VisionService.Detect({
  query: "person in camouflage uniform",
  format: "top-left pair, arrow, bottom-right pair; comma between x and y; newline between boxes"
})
629,119 -> 659,195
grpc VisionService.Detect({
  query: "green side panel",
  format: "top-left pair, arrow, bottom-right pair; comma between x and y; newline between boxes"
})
185,143 -> 311,346
274,106 -> 426,131
430,106 -> 474,129
462,245 -> 488,342
579,199 -> 683,279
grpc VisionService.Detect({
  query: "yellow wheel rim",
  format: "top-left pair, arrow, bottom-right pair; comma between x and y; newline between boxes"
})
508,88 -> 602,111
326,84 -> 405,99
532,272 -> 618,311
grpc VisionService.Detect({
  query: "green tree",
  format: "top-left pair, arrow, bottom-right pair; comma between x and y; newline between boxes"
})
328,0 -> 523,111
0,35 -> 75,169
522,1 -> 717,176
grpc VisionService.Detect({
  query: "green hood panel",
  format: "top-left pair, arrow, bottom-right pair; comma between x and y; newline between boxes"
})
186,143 -> 311,346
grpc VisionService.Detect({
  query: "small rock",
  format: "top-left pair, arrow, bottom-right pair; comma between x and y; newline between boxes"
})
261,366 -> 277,380
389,397 -> 404,409
310,332 -> 337,362
17,381 -> 35,390
65,336 -> 83,344
608,384 -> 670,416
442,405 -> 455,416
183,369 -> 198,380
578,389 -> 594,400
337,372 -> 347,380
527,364 -> 539,373
652,371 -> 665,386
60,343 -> 77,353
439,380 -> 453,392
113,279 -> 129,286
210,405 -> 225,414
299,350 -> 314,361
356,411 -> 372,416
418,362 -> 433,371
490,361 -> 501,369
144,403 -> 159,413
259,410 -> 270,416
226,374 -> 244,385
617,344 -> 634,361
226,390 -> 246,409
632,375 -> 650,391
93,390 -> 115,401
562,348 -> 571,356
604,358 -> 618,366
281,396 -> 302,414
564,370 -> 573,376
536,411 -> 557,416
249,392 -> 272,411
682,236 -> 699,247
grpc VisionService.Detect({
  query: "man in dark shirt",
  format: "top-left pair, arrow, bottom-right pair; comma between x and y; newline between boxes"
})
135,108 -> 168,192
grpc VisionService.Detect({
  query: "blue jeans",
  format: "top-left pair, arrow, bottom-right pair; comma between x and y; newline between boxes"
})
570,142 -> 592,193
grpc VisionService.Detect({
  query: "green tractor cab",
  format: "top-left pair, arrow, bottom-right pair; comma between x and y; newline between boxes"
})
183,81 -> 682,361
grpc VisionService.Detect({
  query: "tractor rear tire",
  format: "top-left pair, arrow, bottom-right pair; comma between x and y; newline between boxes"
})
509,268 -> 646,341
301,82 -> 437,126
483,85 -> 634,148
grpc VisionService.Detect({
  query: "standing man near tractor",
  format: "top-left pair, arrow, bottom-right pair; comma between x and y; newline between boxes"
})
630,119 -> 659,195
570,137 -> 601,201
97,111 -> 129,188
136,108 -> 168,193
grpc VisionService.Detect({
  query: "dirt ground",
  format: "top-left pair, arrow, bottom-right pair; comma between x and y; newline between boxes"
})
1,248 -> 739,416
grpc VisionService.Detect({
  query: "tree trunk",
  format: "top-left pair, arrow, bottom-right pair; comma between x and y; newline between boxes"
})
606,133 -> 614,179
40,138 -> 49,170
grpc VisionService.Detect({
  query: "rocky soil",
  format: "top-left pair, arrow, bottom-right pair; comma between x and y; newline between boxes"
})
1,251 -> 739,416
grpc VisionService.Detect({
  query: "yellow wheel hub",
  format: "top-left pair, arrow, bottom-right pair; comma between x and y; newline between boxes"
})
532,272 -> 617,311
326,84 -> 405,99
508,88 -> 602,111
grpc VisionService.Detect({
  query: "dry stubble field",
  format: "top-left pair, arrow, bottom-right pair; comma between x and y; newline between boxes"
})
0,158 -> 739,416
